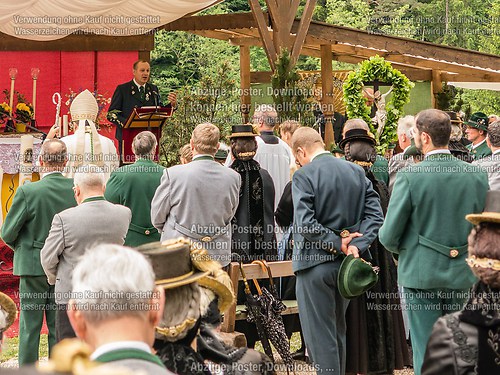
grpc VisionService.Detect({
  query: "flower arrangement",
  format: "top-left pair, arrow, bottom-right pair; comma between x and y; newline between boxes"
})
1,89 -> 33,125
343,56 -> 414,154
65,88 -> 113,130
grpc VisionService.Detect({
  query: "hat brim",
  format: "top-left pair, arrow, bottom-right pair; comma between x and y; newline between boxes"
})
197,276 -> 235,313
339,135 -> 376,149
465,122 -> 488,131
0,292 -> 17,333
338,255 -> 378,299
466,212 -> 500,225
156,269 -> 210,289
229,132 -> 257,138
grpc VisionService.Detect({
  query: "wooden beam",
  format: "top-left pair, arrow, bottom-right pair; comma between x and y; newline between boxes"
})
441,72 -> 500,82
0,32 -> 154,51
161,12 -> 258,32
248,0 -> 277,70
321,45 -> 335,149
432,70 -> 444,93
306,21 -> 500,72
138,51 -> 150,62
240,45 -> 252,123
290,0 -> 316,68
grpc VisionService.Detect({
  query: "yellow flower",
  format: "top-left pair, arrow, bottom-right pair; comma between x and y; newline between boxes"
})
0,102 -> 11,113
16,102 -> 32,114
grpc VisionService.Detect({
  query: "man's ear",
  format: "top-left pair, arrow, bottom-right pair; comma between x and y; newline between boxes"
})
67,300 -> 87,340
150,286 -> 165,326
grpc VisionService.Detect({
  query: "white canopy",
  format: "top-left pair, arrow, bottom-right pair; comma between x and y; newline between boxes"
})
448,82 -> 500,91
0,0 -> 222,41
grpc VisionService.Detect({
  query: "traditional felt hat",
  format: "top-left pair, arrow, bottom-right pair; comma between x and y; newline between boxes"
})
403,138 -> 422,160
70,89 -> 98,122
466,190 -> 500,225
466,112 -> 489,131
137,238 -> 234,313
214,148 -> 229,160
229,124 -> 259,138
445,111 -> 463,124
338,128 -> 376,150
0,292 -> 17,335
338,255 -> 379,299
330,144 -> 345,155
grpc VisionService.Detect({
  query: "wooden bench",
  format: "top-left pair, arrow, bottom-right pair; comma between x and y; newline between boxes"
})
220,260 -> 299,343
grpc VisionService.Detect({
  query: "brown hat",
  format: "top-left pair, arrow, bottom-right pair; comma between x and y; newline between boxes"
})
466,191 -> 500,225
137,238 -> 234,312
445,111 -> 463,124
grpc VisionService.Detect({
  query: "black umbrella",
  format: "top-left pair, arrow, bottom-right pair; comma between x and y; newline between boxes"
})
240,261 -> 295,373
240,263 -> 275,361
252,260 -> 294,372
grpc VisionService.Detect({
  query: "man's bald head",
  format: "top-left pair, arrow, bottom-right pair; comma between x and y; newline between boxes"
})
40,139 -> 68,171
291,127 -> 325,154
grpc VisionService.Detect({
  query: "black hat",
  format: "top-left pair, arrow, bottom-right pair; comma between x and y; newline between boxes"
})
214,148 -> 229,160
229,124 -> 258,138
339,128 -> 376,150
445,111 -> 463,124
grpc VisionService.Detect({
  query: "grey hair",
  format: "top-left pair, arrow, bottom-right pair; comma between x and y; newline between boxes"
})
74,164 -> 105,190
132,131 -> 157,158
156,283 -> 201,342
488,121 -> 500,147
254,104 -> 278,129
397,115 -> 415,138
71,244 -> 157,324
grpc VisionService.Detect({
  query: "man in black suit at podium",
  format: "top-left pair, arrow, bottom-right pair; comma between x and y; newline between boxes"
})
108,60 -> 176,159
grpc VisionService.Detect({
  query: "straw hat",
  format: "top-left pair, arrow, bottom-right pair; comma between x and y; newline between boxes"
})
466,191 -> 500,225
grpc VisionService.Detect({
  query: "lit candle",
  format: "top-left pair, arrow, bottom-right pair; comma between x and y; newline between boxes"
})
63,115 -> 69,137
8,68 -> 18,116
31,68 -> 40,120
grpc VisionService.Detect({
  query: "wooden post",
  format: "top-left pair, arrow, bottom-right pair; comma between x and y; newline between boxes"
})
240,45 -> 252,123
321,45 -> 335,149
431,70 -> 443,109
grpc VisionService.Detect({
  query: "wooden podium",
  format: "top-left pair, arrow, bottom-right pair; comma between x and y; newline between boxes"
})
122,106 -> 172,163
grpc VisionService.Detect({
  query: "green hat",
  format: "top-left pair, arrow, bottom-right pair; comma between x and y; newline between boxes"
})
214,148 -> 229,160
330,144 -> 345,155
337,255 -> 379,299
466,112 -> 489,131
403,138 -> 422,160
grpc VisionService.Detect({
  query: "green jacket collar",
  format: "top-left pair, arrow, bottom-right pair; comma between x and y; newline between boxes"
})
82,196 -> 106,204
192,155 -> 214,161
94,348 -> 165,368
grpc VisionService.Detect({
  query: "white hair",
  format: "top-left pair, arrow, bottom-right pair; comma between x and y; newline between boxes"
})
397,115 -> 415,138
73,164 -> 105,190
71,244 -> 156,323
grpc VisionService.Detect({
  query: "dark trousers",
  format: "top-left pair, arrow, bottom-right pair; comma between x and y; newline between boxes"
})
56,303 -> 76,342
296,260 -> 350,375
18,276 -> 56,365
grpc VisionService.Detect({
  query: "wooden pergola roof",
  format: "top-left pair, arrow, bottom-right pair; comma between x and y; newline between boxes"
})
162,12 -> 500,83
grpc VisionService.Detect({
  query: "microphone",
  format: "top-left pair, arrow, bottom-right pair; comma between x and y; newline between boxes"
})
152,91 -> 159,112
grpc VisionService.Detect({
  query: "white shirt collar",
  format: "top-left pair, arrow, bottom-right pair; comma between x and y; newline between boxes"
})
425,149 -> 451,158
471,138 -> 487,150
493,149 -> 500,155
133,79 -> 145,89
91,341 -> 151,360
310,150 -> 331,162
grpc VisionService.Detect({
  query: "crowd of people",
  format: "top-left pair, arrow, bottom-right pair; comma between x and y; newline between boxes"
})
0,69 -> 500,375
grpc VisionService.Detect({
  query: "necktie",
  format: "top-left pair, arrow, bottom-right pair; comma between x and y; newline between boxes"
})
139,86 -> 145,101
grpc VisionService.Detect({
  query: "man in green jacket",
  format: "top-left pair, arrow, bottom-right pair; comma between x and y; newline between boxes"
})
1,139 -> 77,365
105,131 -> 164,247
379,109 -> 489,375
465,112 -> 492,161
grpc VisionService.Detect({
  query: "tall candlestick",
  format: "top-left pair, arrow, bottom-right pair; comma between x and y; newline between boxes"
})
8,68 -> 17,117
19,134 -> 34,185
31,68 -> 40,120
63,115 -> 69,137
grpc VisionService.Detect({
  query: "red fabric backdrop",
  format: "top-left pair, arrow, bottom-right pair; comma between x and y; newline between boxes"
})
0,51 -> 139,144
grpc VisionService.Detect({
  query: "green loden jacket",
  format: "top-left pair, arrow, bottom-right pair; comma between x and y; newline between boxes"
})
379,153 -> 489,290
1,172 -> 76,276
467,141 -> 492,161
104,158 -> 165,247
